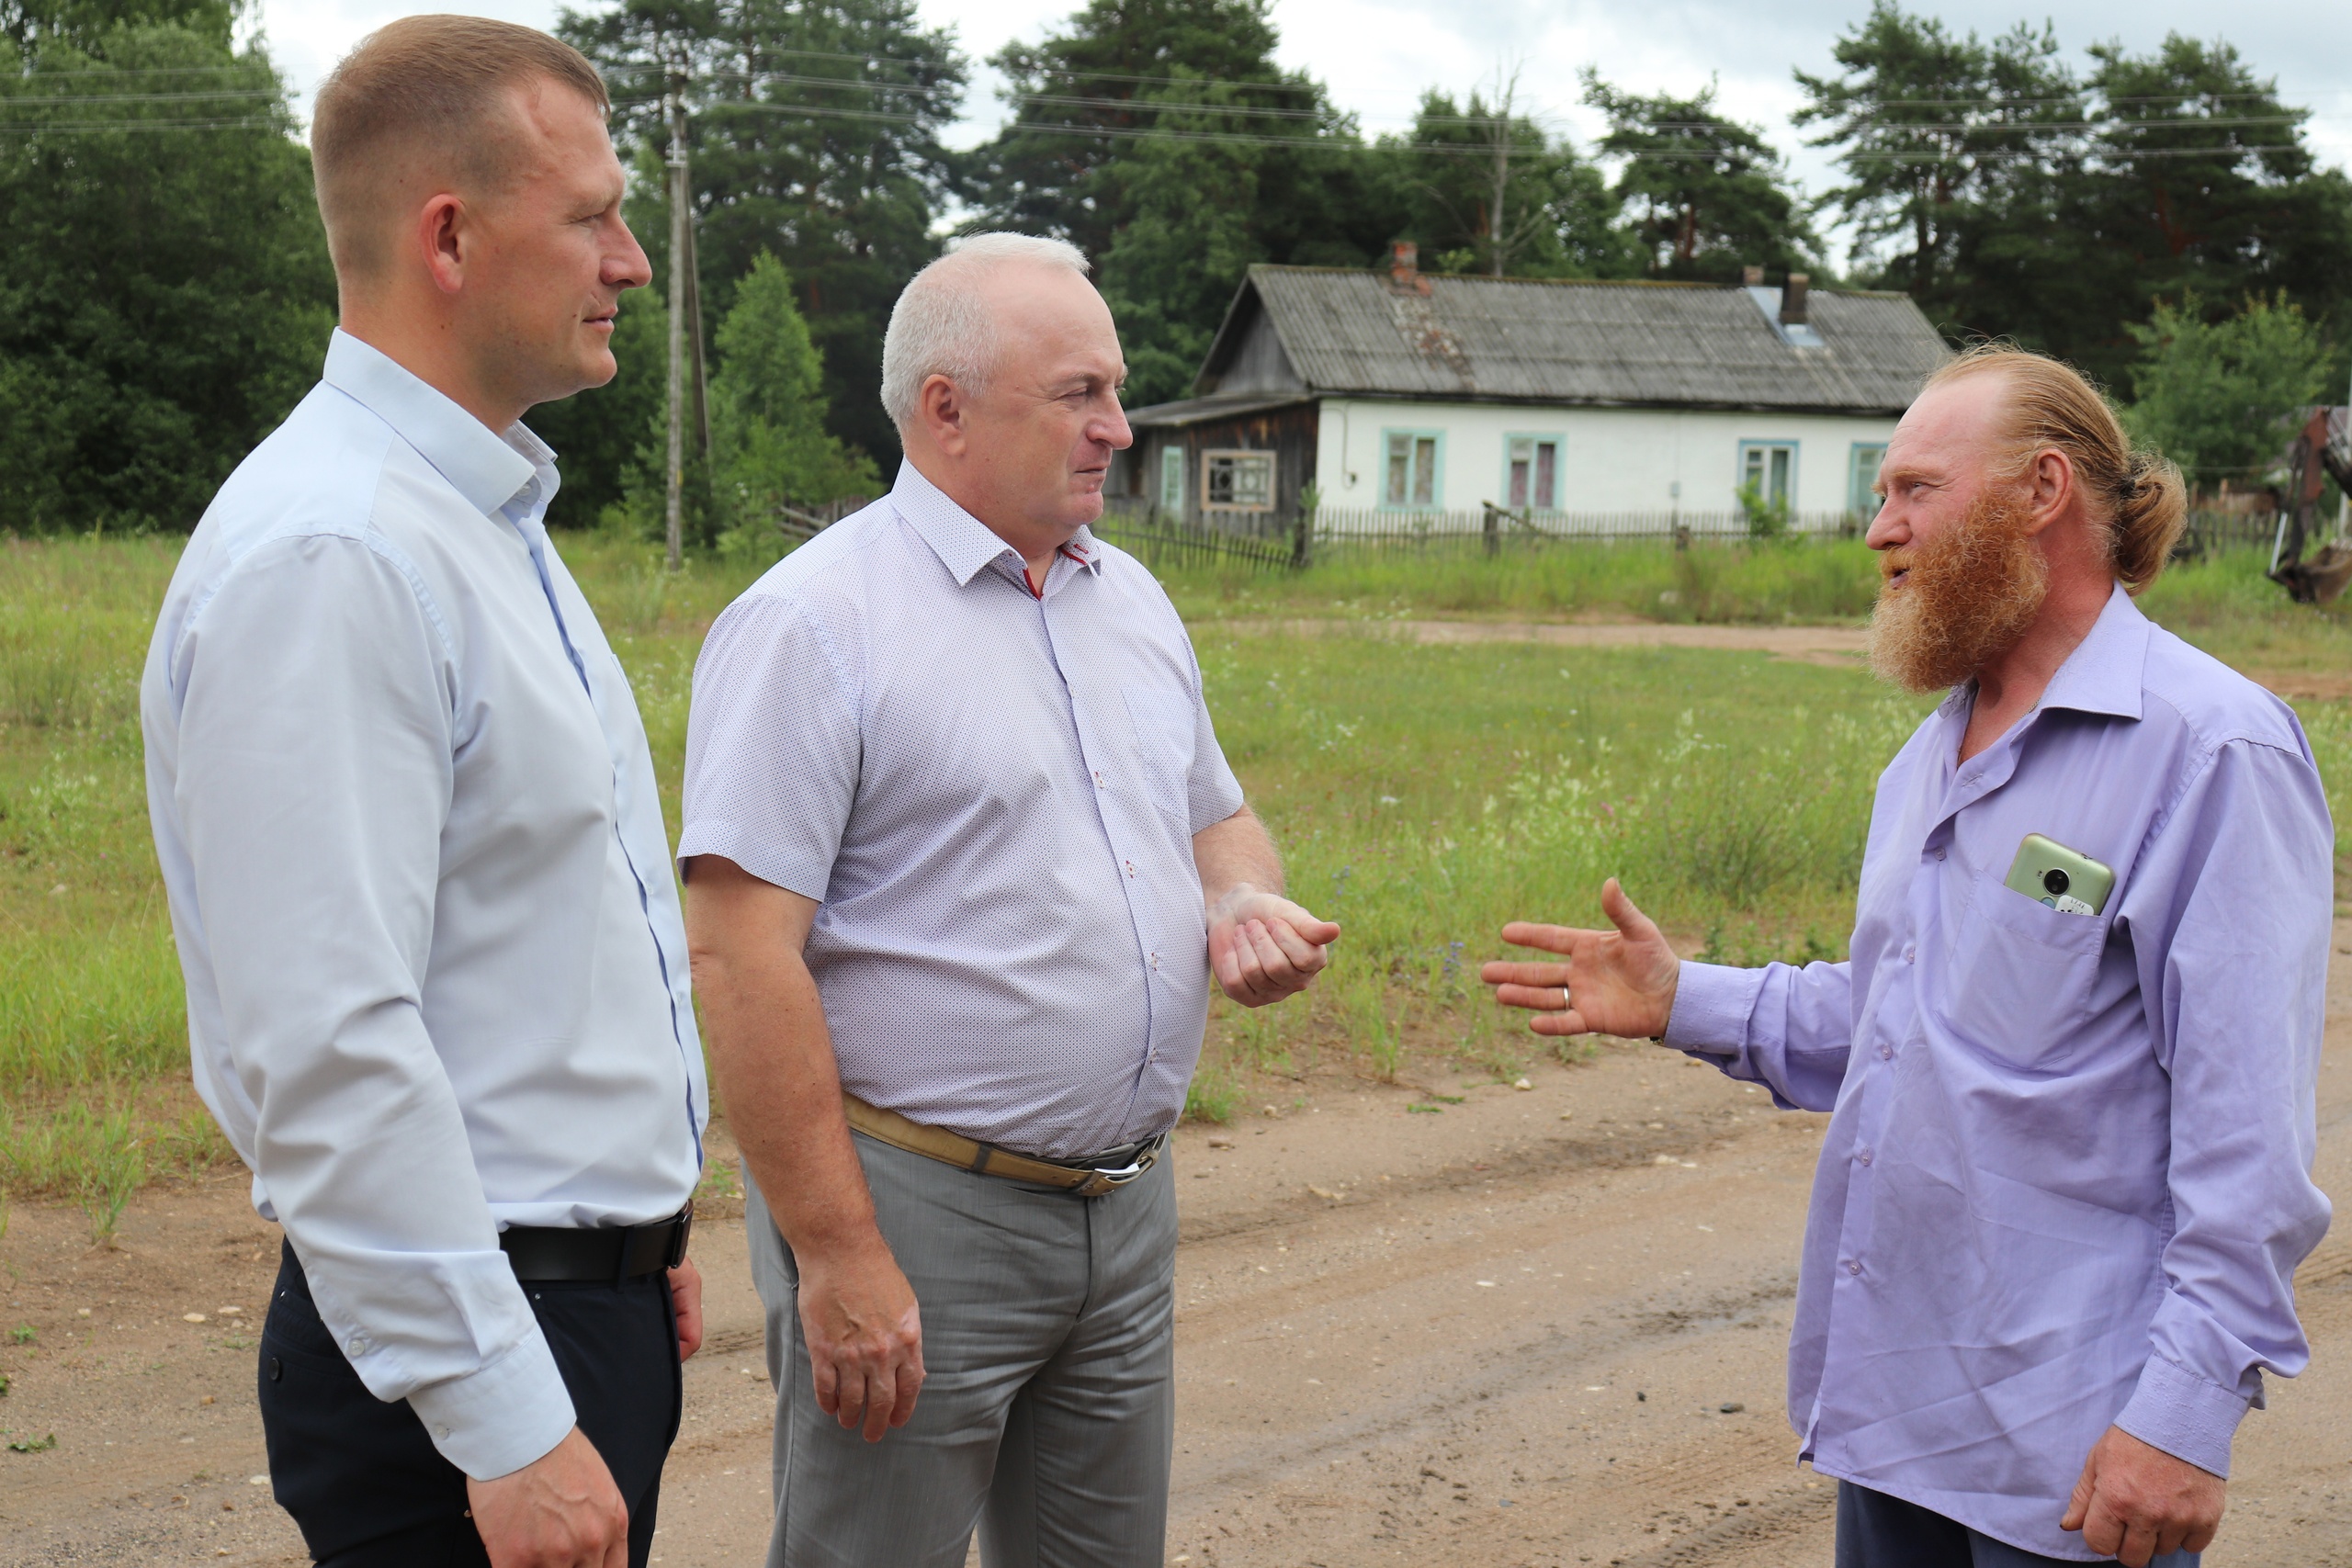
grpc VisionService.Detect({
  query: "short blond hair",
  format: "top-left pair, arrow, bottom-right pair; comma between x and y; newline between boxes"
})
311,15 -> 609,280
1927,344 -> 2188,594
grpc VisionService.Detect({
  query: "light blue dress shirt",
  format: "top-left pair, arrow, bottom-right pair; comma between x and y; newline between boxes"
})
141,331 -> 706,1481
678,463 -> 1246,1160
1666,584 -> 2332,1559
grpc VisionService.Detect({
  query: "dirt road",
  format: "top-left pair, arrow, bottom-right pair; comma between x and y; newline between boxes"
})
6,932 -> 2350,1567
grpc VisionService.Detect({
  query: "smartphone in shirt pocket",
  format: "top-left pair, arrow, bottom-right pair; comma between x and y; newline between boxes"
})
2003,833 -> 2114,915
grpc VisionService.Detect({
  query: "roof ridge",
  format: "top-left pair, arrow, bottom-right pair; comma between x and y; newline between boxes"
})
1242,263 -> 1898,298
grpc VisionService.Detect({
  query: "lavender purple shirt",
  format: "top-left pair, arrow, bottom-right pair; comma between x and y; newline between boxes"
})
1665,583 -> 2332,1559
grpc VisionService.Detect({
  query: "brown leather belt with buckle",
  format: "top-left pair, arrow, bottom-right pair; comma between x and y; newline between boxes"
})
842,1094 -> 1161,1199
500,1203 -> 694,1284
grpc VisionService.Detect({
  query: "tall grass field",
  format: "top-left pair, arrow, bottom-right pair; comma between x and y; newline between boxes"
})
5,531 -> 2349,1227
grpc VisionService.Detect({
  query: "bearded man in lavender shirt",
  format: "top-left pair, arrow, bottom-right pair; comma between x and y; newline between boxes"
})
1484,346 -> 2331,1568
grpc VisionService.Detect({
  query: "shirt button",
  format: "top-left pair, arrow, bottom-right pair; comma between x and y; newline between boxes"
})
1934,848 -> 1947,861
346,1336 -> 368,1357
1877,1043 -> 1894,1061
1092,770 -> 1105,789
1148,952 -> 1160,971
1125,860 -> 1137,878
1846,1259 -> 1862,1276
1902,944 -> 1916,964
1856,1146 -> 1873,1166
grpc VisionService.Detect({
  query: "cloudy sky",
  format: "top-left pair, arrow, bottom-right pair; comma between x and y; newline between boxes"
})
255,0 -> 2352,264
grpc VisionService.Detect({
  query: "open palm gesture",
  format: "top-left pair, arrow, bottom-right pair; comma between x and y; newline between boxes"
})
1480,878 -> 1681,1039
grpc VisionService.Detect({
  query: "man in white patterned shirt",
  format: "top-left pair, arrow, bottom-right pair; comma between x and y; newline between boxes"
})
680,233 -> 1336,1567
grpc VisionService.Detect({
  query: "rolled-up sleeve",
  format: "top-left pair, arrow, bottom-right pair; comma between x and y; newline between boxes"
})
1666,958 -> 1856,1112
677,592 -> 861,897
171,533 -> 571,1481
2111,737 -> 2334,1477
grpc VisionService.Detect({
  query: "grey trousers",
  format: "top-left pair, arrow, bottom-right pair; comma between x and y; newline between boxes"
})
745,1133 -> 1178,1568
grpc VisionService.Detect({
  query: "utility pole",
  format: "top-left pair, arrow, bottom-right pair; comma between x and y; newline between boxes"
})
663,78 -> 688,572
1487,82 -> 1510,278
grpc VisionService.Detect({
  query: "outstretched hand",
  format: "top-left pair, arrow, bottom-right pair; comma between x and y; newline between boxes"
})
1480,878 -> 1680,1039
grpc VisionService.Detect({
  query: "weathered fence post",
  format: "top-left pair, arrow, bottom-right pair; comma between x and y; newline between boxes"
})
1481,502 -> 1501,558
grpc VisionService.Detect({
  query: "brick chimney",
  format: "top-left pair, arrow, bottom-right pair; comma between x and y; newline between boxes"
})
1741,265 -> 1765,287
1389,240 -> 1420,290
1779,272 -> 1810,325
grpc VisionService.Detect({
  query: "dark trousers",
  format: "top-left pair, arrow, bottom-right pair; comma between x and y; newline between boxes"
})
257,1240 -> 681,1567
1837,1481 -> 2200,1568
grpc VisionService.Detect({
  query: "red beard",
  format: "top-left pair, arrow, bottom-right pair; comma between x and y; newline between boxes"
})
1867,490 -> 2050,694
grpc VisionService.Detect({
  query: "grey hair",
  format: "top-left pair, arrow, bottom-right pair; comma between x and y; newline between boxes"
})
880,231 -> 1092,427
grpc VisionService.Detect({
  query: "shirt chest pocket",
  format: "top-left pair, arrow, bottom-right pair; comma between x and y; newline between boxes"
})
1940,872 -> 2113,1071
1121,684 -> 1197,831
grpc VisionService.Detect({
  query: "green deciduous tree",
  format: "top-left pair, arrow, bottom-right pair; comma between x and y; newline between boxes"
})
0,3 -> 333,530
2121,292 -> 2334,490
561,0 -> 965,477
707,252 -> 876,534
1581,71 -> 1817,281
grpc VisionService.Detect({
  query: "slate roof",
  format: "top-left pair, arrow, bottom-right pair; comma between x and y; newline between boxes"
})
1176,265 -> 1950,417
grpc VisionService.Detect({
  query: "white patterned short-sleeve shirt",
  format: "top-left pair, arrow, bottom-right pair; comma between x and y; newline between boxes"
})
679,463 -> 1246,1158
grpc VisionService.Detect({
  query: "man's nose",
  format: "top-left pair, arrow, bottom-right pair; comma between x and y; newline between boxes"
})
1864,506 -> 1904,551
1097,406 -> 1134,451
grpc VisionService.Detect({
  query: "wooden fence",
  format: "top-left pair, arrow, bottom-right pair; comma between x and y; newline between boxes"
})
1089,498 -> 1861,571
782,498 -> 2299,574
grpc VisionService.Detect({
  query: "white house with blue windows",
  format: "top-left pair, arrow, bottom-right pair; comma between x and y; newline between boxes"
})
1113,249 -> 1951,534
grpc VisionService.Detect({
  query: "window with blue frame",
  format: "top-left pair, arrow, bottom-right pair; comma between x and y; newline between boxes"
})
1504,434 -> 1562,512
1159,445 -> 1184,512
1383,430 -> 1442,508
1848,443 -> 1888,522
1737,440 -> 1798,508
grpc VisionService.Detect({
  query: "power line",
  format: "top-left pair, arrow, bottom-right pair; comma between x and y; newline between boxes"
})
0,116 -> 277,134
610,93 -> 2335,165
0,87 -> 279,106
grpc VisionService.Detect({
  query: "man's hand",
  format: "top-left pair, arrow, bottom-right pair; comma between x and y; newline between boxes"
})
2061,1425 -> 2225,1566
467,1427 -> 628,1568
797,1238 -> 925,1443
668,1257 -> 704,1361
1480,878 -> 1680,1039
1207,886 -> 1339,1007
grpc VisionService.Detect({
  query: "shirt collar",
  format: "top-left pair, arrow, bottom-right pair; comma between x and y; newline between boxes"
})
889,461 -> 1103,587
1931,580 -> 2149,726
322,329 -> 556,521
2034,581 -> 2149,722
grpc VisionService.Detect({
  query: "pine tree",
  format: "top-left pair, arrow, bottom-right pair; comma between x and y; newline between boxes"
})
1582,72 -> 1817,281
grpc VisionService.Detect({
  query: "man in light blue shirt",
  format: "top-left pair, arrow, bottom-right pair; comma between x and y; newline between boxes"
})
1485,347 -> 2330,1567
142,19 -> 700,1568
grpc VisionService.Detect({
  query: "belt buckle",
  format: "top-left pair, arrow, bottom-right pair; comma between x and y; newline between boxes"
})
664,1203 -> 694,1269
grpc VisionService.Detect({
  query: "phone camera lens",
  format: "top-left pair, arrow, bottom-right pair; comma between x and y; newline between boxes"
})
2042,868 -> 2071,897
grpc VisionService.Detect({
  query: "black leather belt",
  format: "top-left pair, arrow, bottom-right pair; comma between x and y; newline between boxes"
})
499,1204 -> 693,1284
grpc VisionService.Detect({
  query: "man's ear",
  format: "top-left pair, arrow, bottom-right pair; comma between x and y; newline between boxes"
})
417,192 -> 469,298
920,374 -> 967,459
2024,448 -> 2075,533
